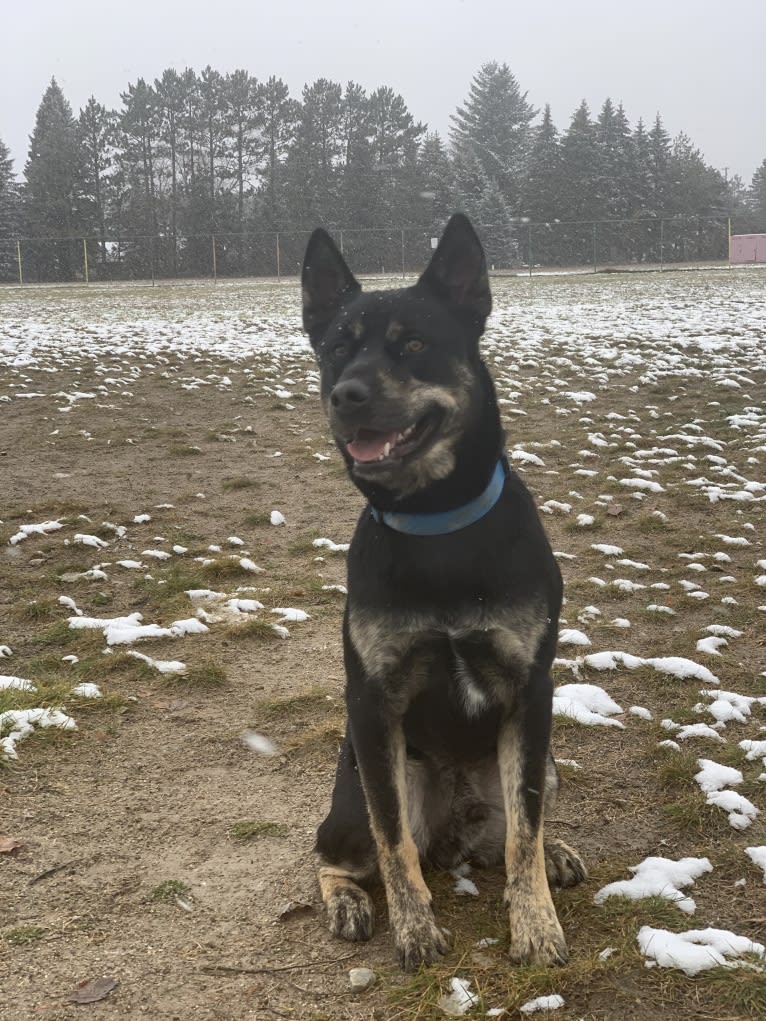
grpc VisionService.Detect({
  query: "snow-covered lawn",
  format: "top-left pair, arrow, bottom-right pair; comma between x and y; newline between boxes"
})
1,268 -> 764,1017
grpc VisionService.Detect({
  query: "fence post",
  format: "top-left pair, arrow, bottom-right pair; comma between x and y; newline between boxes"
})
83,239 -> 89,285
16,240 -> 23,286
276,233 -> 281,281
528,223 -> 532,278
727,217 -> 732,269
593,222 -> 598,273
401,229 -> 405,278
212,235 -> 217,283
339,230 -> 344,255
660,219 -> 664,272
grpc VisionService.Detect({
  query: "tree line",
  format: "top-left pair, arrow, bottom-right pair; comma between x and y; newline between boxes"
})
1,61 -> 765,281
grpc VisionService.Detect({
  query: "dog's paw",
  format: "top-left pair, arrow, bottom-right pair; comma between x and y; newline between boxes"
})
507,908 -> 568,967
326,885 -> 375,942
393,911 -> 449,972
545,838 -> 588,889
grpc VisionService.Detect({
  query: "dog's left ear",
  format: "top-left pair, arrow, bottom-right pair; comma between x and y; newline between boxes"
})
418,213 -> 491,324
302,228 -> 361,343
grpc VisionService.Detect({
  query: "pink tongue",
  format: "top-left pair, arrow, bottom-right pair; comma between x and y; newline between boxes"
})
347,429 -> 399,463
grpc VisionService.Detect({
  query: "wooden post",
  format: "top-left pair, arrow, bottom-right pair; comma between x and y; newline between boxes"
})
401,228 -> 405,278
528,223 -> 532,278
83,238 -> 89,285
16,240 -> 23,286
339,230 -> 344,254
276,233 -> 281,281
660,219 -> 665,272
212,235 -> 217,283
593,222 -> 597,273
727,217 -> 732,269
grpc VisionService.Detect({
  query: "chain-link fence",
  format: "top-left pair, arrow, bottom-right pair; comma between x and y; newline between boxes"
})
0,215 -> 757,285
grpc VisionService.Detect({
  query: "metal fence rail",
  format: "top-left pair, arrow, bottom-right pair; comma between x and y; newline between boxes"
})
0,214 -> 754,286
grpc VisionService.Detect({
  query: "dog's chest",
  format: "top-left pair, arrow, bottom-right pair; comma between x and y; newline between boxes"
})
347,603 -> 547,705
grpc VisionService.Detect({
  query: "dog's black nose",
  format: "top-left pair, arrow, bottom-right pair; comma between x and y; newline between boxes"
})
330,379 -> 370,410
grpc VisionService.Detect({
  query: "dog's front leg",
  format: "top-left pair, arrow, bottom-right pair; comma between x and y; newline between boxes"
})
348,671 -> 448,971
499,668 -> 568,966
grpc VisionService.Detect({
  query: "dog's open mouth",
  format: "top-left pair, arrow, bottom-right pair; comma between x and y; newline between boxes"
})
345,409 -> 442,466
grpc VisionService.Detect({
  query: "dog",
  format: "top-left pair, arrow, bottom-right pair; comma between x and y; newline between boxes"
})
301,213 -> 586,971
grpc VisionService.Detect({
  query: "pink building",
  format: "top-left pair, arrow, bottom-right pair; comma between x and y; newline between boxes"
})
730,234 -> 766,264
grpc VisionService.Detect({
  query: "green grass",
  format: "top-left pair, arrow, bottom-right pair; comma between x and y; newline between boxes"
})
222,477 -> 259,492
228,820 -> 288,840
2,926 -> 46,946
258,688 -> 335,718
148,880 -> 191,903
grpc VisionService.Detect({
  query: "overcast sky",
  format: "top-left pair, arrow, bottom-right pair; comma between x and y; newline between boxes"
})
2,0 -> 764,186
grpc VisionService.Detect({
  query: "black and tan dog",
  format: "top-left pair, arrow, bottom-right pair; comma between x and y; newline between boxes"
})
301,214 -> 586,971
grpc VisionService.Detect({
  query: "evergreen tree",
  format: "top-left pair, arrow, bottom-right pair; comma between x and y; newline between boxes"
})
450,62 -> 536,213
78,97 -> 118,271
594,98 -> 634,221
217,70 -> 261,272
749,158 -> 766,228
524,104 -> 562,220
286,79 -> 344,225
523,105 -> 562,265
154,68 -> 186,266
414,132 -> 454,232
666,133 -> 727,261
24,78 -> 81,279
647,113 -> 671,215
367,86 -> 424,226
118,78 -> 161,235
338,82 -> 374,229
0,138 -> 21,280
254,76 -> 300,231
557,101 -> 599,263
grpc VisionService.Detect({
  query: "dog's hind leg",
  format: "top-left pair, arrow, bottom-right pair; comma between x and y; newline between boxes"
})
498,669 -> 569,966
316,735 -> 377,941
542,755 -> 588,889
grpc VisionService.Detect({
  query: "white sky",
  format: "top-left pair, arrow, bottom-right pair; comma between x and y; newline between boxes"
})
2,0 -> 764,185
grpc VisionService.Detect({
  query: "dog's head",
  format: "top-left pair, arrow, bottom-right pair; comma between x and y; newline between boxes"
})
302,214 -> 499,504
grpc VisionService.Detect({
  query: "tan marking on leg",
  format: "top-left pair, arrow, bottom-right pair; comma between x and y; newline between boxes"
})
364,728 -> 447,971
498,722 -> 568,966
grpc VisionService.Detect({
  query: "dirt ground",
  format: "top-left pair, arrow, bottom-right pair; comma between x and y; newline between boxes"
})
1,279 -> 765,1020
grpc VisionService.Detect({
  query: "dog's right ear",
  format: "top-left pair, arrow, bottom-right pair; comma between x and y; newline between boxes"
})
302,229 -> 361,343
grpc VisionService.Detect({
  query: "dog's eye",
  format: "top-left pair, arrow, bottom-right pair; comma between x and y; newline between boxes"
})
404,337 -> 425,354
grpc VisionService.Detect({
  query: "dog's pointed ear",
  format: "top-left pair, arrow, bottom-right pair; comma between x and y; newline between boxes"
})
418,214 -> 491,324
302,229 -> 361,342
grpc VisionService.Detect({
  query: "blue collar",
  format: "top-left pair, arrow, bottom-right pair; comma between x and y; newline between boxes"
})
370,459 -> 507,536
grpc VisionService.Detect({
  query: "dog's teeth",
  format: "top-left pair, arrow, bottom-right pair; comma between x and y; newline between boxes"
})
382,442 -> 391,458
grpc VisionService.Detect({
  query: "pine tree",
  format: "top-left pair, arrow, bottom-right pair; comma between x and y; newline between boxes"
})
414,132 -> 454,232
154,68 -> 186,266
665,133 -> 727,261
78,97 -> 118,271
24,78 -> 81,279
647,113 -> 671,215
254,76 -> 300,231
524,104 -> 561,220
338,82 -> 374,229
559,101 -> 598,219
450,62 -> 536,214
286,79 -> 344,225
749,158 -> 766,228
0,137 -> 21,280
367,86 -> 424,226
523,105 -> 562,265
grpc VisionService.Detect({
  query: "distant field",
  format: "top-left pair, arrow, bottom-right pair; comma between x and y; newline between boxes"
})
1,268 -> 765,1020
